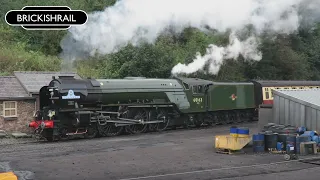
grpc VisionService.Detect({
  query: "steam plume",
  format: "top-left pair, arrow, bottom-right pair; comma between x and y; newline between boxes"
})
60,0 -> 320,74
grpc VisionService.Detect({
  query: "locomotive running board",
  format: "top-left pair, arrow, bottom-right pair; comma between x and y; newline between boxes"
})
114,120 -> 165,127
127,105 -> 173,108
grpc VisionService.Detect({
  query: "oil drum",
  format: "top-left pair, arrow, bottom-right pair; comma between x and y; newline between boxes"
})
286,134 -> 297,152
230,126 -> 238,137
253,134 -> 265,152
237,127 -> 249,138
265,133 -> 278,149
277,134 -> 288,149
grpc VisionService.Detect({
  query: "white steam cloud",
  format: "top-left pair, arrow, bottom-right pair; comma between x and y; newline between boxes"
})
60,0 -> 320,74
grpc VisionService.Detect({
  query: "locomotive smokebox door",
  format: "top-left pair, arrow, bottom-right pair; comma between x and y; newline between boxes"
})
74,111 -> 91,127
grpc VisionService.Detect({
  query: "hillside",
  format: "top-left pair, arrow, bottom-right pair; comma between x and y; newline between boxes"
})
1,0 -> 320,81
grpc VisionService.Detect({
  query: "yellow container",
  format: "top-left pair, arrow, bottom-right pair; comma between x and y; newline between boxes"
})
0,172 -> 18,180
230,133 -> 238,137
215,135 -> 252,151
238,134 -> 249,138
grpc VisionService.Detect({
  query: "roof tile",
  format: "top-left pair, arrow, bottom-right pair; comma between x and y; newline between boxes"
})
14,71 -> 82,94
0,76 -> 29,98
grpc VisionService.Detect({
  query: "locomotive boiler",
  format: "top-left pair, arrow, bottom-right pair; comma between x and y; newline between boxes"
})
29,76 -> 192,141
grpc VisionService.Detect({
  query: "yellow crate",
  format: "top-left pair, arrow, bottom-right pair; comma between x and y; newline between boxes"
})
215,135 -> 252,151
0,172 -> 18,180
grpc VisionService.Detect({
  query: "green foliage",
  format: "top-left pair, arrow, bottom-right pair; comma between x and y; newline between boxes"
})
0,0 -> 320,81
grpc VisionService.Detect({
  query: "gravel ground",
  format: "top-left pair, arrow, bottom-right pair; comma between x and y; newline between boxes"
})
0,122 -> 319,180
0,137 -> 38,145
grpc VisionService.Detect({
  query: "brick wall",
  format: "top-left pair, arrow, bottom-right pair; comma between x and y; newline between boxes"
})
0,100 -> 36,133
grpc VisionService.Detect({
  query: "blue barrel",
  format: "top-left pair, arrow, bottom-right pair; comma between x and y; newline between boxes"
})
303,131 -> 315,137
277,142 -> 284,151
286,134 -> 296,152
230,126 -> 238,137
237,127 -> 249,137
253,134 -> 265,153
312,136 -> 320,144
277,134 -> 288,149
253,134 -> 265,141
297,126 -> 307,134
286,144 -> 295,154
265,133 -> 278,149
296,136 -> 310,154
253,146 -> 265,152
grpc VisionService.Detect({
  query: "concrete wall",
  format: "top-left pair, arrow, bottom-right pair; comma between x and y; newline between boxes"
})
0,100 -> 35,133
273,94 -> 320,132
258,105 -> 273,131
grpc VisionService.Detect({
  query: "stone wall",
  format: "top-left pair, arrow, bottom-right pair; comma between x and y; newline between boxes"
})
0,100 -> 35,133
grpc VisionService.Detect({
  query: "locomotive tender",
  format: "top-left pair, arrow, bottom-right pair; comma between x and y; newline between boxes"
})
28,75 -> 320,141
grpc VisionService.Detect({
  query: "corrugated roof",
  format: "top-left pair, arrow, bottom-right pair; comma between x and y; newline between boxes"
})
14,71 -> 82,94
251,80 -> 320,87
0,76 -> 29,98
273,89 -> 320,109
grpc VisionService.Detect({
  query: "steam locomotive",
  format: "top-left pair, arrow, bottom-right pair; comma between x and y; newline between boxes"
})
28,75 -> 320,141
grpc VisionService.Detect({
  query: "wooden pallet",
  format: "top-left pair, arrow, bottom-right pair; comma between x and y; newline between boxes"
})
215,148 -> 244,155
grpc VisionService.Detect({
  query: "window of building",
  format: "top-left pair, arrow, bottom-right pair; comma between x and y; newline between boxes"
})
3,101 -> 17,117
265,88 -> 270,99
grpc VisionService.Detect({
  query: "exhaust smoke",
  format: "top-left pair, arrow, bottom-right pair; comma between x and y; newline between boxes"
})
59,0 -> 320,75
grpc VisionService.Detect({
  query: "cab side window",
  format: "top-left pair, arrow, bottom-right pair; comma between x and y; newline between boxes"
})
192,85 -> 203,94
183,82 -> 189,90
192,85 -> 198,94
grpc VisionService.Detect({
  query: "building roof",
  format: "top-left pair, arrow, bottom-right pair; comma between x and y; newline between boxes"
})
0,76 -> 32,100
251,80 -> 320,87
273,89 -> 320,110
14,71 -> 82,94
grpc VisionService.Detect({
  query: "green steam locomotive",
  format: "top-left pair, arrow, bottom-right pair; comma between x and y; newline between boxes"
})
29,75 -> 257,141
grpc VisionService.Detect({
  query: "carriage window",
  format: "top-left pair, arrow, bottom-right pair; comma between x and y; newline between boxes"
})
265,88 -> 270,99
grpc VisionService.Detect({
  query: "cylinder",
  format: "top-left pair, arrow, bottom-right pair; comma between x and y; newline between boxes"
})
237,127 -> 249,138
265,133 -> 278,149
303,131 -> 315,137
297,126 -> 307,134
296,135 -> 311,154
312,135 -> 320,144
277,134 -> 288,148
230,126 -> 238,137
286,134 -> 296,150
253,134 -> 265,152
286,144 -> 295,154
276,142 -> 284,151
